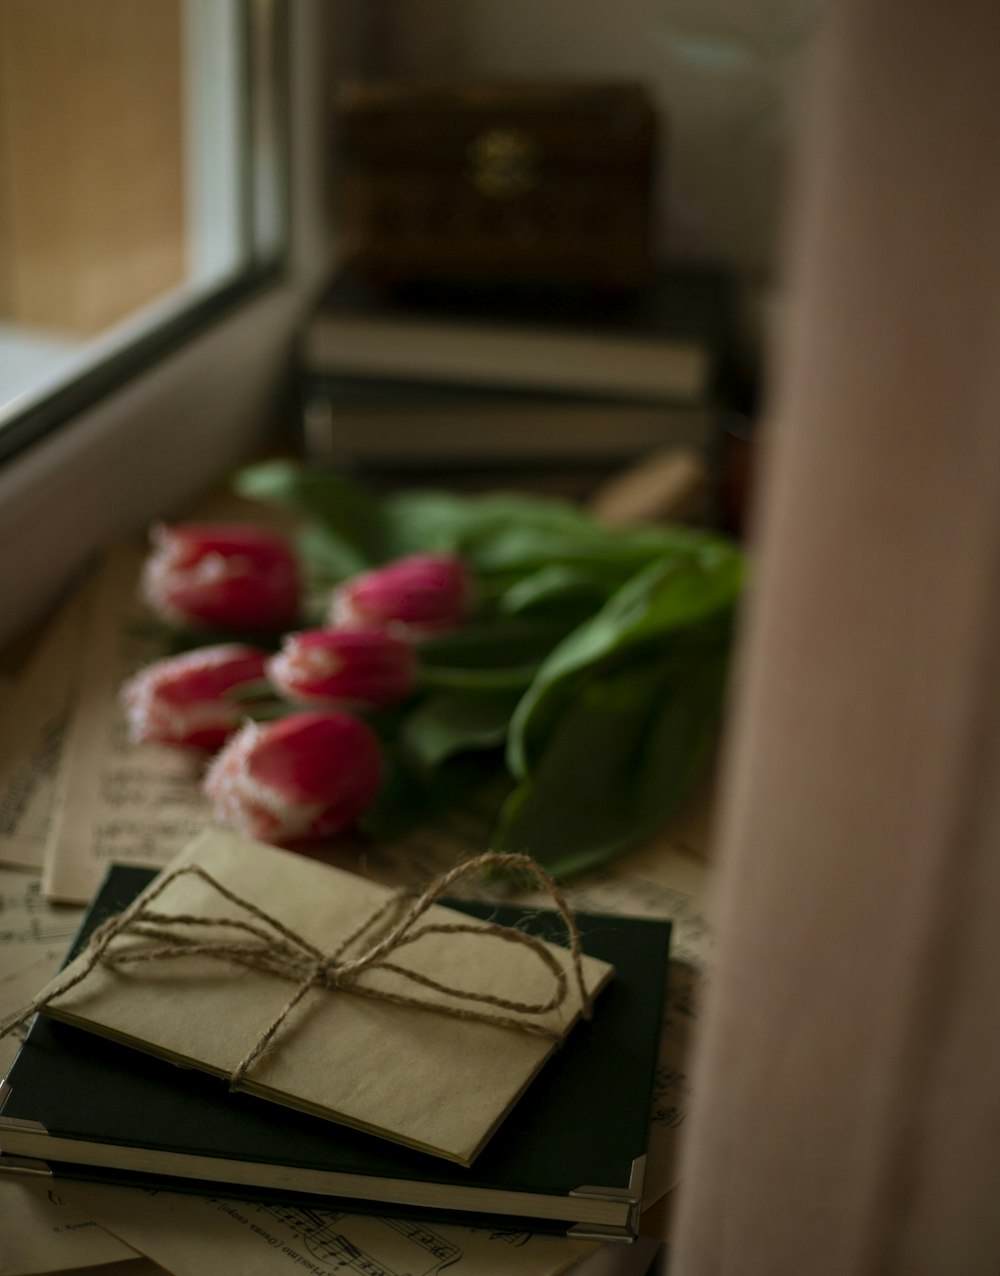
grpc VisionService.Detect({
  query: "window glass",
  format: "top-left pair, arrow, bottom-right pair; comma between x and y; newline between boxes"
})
0,0 -> 283,456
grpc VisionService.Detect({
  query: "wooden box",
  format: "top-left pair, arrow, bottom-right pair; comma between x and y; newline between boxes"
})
337,82 -> 658,291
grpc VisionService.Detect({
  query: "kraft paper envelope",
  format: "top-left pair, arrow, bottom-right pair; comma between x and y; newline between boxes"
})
37,829 -> 613,1165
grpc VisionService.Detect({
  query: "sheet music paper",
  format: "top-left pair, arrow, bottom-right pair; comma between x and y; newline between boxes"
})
42,545 -> 212,904
571,1236 -> 663,1276
564,834 -> 709,1205
643,958 -> 699,1204
46,1262 -> 164,1276
0,867 -> 83,968
0,862 -> 84,1071
0,876 -> 137,1276
40,1181 -> 598,1276
0,1182 -> 139,1276
0,585 -> 91,871
1,955 -> 65,1076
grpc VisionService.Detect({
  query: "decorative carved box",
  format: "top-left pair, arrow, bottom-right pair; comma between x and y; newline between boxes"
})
337,82 -> 658,291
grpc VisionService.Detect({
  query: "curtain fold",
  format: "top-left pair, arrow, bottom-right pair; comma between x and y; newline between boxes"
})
672,1 -> 1000,1272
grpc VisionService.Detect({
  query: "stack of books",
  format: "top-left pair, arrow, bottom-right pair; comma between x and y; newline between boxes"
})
298,266 -> 733,478
1,829 -> 673,1245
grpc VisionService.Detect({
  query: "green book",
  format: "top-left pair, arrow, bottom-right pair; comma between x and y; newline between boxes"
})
0,865 -> 671,1241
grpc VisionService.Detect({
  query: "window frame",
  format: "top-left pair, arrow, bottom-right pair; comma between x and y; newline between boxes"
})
0,0 -> 290,467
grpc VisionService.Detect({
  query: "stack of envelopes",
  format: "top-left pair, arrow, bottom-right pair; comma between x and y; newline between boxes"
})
1,828 -> 672,1243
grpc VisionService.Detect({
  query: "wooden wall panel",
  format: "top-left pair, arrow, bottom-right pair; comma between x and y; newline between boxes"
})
0,0 -> 185,335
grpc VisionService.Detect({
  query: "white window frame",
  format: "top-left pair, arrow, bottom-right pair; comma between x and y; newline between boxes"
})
0,0 -> 288,466
0,0 -> 343,645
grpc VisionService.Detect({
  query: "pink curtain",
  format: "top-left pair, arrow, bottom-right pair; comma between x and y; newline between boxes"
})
673,1 -> 1000,1272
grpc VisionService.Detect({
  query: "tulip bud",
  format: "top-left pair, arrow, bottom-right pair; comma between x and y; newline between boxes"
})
268,628 -> 417,710
142,523 -> 300,633
204,711 -> 382,846
121,645 -> 269,752
328,553 -> 473,639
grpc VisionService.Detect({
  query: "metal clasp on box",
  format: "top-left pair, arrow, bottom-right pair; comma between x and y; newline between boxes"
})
466,128 -> 541,199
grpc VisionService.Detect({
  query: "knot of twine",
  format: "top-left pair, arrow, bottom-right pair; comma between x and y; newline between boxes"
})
0,852 -> 591,1090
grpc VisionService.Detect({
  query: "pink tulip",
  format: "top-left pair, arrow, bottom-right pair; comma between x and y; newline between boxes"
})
120,645 -> 270,752
328,553 -> 473,639
268,628 -> 417,710
204,711 -> 382,846
142,523 -> 300,632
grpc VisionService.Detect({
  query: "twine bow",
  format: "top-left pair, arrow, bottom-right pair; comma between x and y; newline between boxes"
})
0,852 -> 592,1089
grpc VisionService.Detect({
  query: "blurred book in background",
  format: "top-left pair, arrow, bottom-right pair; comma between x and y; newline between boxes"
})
299,266 -> 734,479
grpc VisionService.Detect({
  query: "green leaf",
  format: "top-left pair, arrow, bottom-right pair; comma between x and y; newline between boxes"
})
508,546 -> 743,779
358,746 -> 504,841
400,686 -> 524,770
296,524 -> 368,584
382,490 -> 595,562
418,616 -> 585,670
498,564 -> 614,617
492,640 -> 728,878
243,702 -> 296,722
421,665 -> 539,694
234,462 -> 386,571
232,466 -> 731,603
462,525 -> 658,577
154,626 -> 285,656
224,679 -> 279,703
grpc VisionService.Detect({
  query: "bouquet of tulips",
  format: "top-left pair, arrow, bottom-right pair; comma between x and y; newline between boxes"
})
122,462 -> 744,878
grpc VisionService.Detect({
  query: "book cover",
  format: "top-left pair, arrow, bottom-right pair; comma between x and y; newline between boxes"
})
301,374 -> 713,469
19,831 -> 613,1166
300,268 -> 732,406
0,864 -> 671,1239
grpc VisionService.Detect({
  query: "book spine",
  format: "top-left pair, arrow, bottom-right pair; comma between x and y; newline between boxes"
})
300,379 -> 713,467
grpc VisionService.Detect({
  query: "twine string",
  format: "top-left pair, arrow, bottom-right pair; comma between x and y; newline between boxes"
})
0,852 -> 592,1090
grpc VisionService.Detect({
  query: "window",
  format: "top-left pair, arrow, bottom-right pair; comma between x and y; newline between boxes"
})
0,0 -> 286,463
